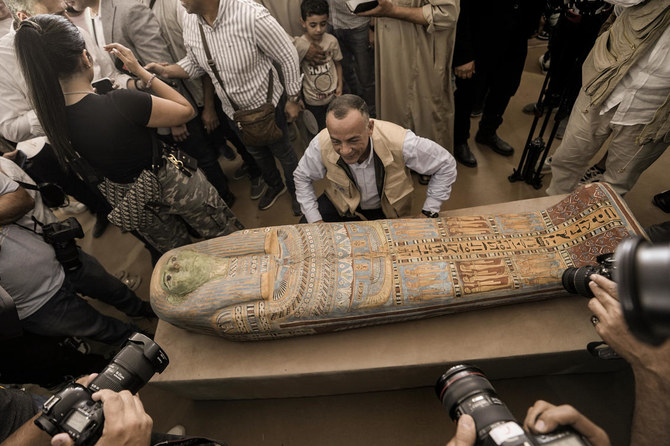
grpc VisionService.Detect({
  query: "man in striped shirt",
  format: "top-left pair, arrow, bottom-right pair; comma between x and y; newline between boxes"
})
147,0 -> 304,213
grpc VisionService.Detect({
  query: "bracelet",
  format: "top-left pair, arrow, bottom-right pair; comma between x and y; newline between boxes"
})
144,73 -> 158,90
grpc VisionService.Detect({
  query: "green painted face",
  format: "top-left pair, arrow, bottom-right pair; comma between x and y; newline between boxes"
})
160,250 -> 227,299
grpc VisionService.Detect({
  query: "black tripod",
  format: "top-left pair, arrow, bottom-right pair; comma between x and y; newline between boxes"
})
508,71 -> 571,189
508,0 -> 611,189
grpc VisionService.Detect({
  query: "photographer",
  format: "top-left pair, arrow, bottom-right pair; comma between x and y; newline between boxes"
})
0,172 -> 140,345
0,374 -> 209,446
444,404 -> 610,446
588,274 -> 670,446
0,157 -> 154,321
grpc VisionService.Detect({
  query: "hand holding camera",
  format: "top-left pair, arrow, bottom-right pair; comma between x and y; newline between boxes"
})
436,364 -> 594,446
50,390 -> 152,446
523,400 -> 610,446
36,333 -> 168,446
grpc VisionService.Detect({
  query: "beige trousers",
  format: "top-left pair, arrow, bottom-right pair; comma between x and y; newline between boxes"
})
546,89 -> 668,196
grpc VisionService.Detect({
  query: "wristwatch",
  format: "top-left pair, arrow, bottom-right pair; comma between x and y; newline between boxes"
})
422,209 -> 439,218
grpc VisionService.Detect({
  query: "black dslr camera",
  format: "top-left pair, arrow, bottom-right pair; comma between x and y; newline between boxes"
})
436,364 -> 590,446
561,253 -> 615,298
35,333 -> 169,446
42,217 -> 85,271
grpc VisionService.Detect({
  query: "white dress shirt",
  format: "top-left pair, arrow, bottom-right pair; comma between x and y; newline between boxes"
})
0,22 -> 130,143
177,0 -> 302,119
600,9 -> 670,125
294,127 -> 458,223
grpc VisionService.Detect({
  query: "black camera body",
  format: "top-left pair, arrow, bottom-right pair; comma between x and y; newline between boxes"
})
36,384 -> 104,446
42,217 -> 85,271
561,253 -> 615,298
436,365 -> 589,446
35,333 -> 169,446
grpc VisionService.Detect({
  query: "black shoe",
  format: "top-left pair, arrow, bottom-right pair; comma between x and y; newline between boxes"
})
652,190 -> 670,213
93,214 -> 109,238
258,184 -> 287,210
454,143 -> 477,167
418,174 -> 431,185
292,197 -> 302,216
475,132 -> 514,156
470,109 -> 483,118
223,191 -> 236,208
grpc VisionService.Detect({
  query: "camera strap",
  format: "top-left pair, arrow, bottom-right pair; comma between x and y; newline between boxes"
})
15,180 -> 69,209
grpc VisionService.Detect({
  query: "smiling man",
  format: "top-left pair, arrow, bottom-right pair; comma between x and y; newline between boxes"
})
294,94 -> 457,223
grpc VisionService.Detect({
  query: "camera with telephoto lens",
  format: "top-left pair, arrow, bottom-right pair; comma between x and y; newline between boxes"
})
35,333 -> 169,446
436,364 -> 589,446
42,217 -> 85,272
561,253 -> 615,298
615,237 -> 670,345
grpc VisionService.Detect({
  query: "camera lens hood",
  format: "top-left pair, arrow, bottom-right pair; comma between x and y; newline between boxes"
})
615,237 -> 669,345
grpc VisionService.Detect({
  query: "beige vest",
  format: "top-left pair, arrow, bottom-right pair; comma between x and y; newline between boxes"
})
318,120 -> 413,219
582,0 -> 670,144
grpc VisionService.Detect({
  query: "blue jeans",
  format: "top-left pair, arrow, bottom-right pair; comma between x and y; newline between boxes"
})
332,24 -> 375,115
22,280 -> 138,346
231,95 -> 298,196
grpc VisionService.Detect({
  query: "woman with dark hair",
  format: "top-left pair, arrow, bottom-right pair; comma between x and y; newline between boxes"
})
14,14 -> 243,253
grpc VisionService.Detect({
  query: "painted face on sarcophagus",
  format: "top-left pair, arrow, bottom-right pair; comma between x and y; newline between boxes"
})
150,184 -> 646,341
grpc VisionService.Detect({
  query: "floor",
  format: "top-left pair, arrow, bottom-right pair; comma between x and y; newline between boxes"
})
70,39 -> 667,445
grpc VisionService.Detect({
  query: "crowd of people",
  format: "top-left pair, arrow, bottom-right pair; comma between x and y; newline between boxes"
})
0,0 -> 668,444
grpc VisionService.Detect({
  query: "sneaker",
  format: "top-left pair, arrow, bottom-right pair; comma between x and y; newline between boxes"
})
537,30 -> 550,41
249,176 -> 267,200
538,54 -> 550,73
578,165 -> 605,184
470,108 -> 483,118
233,164 -> 249,180
292,197 -> 302,216
258,184 -> 286,210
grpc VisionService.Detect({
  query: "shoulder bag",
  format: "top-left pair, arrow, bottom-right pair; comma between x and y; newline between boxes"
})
198,23 -> 283,147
